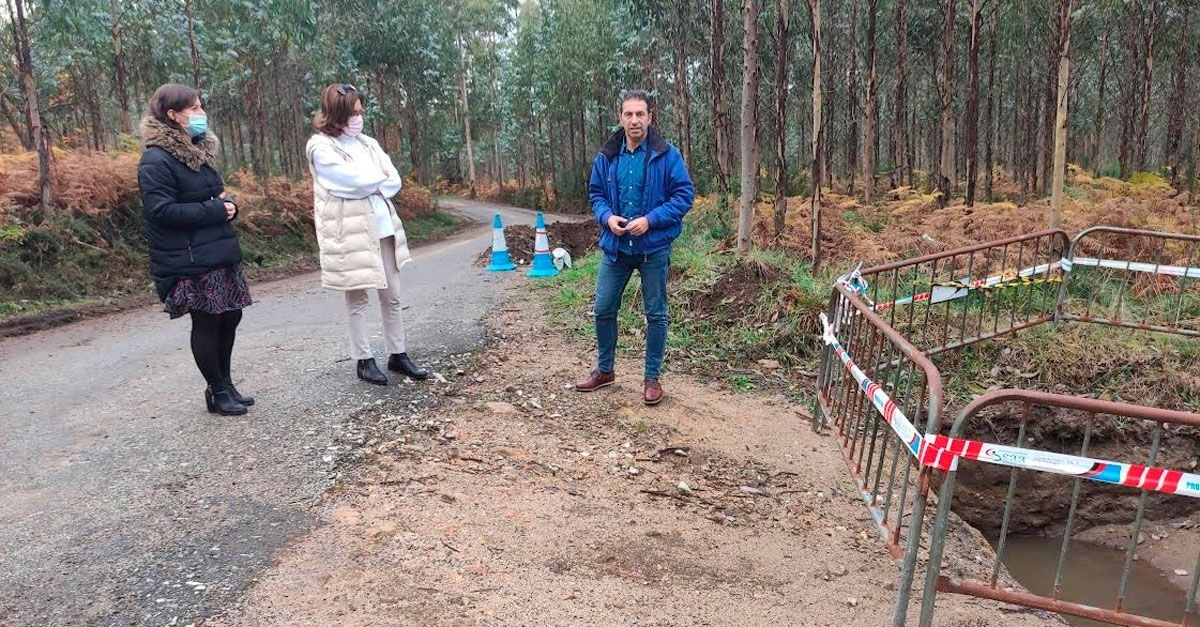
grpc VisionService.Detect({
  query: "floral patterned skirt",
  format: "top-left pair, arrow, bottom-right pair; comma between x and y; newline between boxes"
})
163,264 -> 253,319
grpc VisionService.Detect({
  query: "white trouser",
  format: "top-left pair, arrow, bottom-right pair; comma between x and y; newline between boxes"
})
345,237 -> 406,360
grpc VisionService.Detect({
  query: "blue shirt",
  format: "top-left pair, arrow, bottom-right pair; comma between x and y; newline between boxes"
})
617,141 -> 647,254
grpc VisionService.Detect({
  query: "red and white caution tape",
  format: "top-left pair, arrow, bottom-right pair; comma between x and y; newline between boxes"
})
819,313 -> 1200,498
820,312 -> 947,466
919,433 -> 1200,497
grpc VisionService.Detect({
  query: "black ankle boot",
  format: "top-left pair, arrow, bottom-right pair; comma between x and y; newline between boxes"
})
225,379 -> 255,406
205,385 -> 248,416
357,358 -> 388,385
387,352 -> 430,380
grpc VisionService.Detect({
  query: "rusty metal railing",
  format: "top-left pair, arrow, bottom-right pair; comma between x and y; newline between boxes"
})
1057,226 -> 1200,337
851,230 -> 1070,356
921,390 -> 1200,627
814,282 -> 944,627
815,227 -> 1200,627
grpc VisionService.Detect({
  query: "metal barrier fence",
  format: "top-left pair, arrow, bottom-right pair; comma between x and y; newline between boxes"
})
846,230 -> 1071,356
814,227 -> 1200,627
922,390 -> 1200,627
1057,226 -> 1200,337
814,283 -> 943,627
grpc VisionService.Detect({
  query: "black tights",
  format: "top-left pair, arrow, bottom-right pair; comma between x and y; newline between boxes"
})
189,310 -> 242,388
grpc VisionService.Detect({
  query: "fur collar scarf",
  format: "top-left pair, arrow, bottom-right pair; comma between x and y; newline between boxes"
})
139,116 -> 220,171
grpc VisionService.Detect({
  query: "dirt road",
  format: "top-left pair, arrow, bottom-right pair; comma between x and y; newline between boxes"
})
0,199 -> 562,625
216,290 -> 1064,627
0,198 -> 1063,626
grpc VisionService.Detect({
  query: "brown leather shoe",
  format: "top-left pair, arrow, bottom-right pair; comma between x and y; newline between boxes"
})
575,369 -> 615,392
643,378 -> 664,405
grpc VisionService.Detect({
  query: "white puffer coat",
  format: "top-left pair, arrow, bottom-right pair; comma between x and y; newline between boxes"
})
306,133 -> 411,291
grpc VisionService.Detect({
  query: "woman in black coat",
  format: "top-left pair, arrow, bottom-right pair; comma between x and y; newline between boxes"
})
137,84 -> 253,416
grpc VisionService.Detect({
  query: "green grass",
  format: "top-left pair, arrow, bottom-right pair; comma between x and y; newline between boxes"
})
533,207 -> 1200,412
536,208 -> 833,395
729,374 -> 757,392
405,210 -> 467,243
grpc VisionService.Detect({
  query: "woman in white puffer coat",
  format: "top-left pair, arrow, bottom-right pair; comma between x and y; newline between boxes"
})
305,83 -> 429,385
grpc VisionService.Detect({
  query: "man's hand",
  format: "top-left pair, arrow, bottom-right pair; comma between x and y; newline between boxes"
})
625,216 -> 650,236
607,215 -> 629,235
223,201 -> 237,220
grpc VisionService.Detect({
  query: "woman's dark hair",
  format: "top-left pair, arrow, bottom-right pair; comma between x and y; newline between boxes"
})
314,83 -> 362,136
149,84 -> 200,130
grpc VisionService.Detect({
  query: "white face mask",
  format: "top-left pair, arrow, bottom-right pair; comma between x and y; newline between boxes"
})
344,114 -> 364,137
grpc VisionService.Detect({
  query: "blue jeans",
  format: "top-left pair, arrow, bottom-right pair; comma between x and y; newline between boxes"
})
594,249 -> 671,379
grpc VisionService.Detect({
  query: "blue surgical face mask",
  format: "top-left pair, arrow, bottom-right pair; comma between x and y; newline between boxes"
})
185,113 -> 208,137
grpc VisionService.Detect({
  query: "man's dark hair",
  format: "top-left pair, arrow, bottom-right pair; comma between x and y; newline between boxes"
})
619,89 -> 654,113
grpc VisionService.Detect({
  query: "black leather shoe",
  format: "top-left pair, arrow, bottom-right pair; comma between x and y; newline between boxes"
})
226,380 -> 255,406
357,358 -> 388,385
205,386 -> 248,416
387,353 -> 430,380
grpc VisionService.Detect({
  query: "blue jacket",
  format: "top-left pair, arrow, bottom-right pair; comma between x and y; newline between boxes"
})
589,127 -> 694,260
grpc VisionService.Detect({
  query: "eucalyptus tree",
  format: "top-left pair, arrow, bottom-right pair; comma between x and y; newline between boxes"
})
11,0 -> 50,211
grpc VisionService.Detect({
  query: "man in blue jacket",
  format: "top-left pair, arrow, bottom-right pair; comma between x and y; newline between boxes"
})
574,90 -> 695,405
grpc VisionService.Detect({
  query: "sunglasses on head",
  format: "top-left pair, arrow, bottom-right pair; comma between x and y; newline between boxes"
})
336,84 -> 358,95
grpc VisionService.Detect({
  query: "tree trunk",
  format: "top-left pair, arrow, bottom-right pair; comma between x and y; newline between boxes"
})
1049,0 -> 1073,229
82,65 -> 106,150
808,0 -> 823,272
13,0 -> 50,213
845,0 -> 858,196
673,18 -> 693,165
109,0 -> 131,135
0,93 -> 28,149
736,0 -> 761,255
936,0 -> 956,207
459,39 -> 477,199
547,125 -> 559,203
983,5 -> 997,200
1089,20 -> 1110,174
890,0 -> 909,188
964,0 -> 982,207
1118,7 -> 1138,180
710,0 -> 733,197
1135,1 -> 1163,172
403,105 -> 425,184
290,68 -> 306,179
227,116 -> 242,169
1038,13 -> 1056,196
1164,5 -> 1189,185
373,73 -> 389,153
862,0 -> 878,204
772,0 -> 791,239
185,0 -> 201,88
244,75 -> 268,179
1022,3 -> 1036,196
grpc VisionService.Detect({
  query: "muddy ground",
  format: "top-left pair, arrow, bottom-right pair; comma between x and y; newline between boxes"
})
216,287 -> 1065,626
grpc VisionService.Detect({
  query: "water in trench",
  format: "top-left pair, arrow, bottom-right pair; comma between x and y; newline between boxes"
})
1001,536 -> 1199,626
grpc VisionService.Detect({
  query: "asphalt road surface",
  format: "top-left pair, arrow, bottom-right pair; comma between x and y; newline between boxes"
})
0,198 -> 574,625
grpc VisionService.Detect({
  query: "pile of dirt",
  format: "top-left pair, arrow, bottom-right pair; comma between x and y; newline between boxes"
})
476,220 -> 599,266
684,258 -> 785,322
